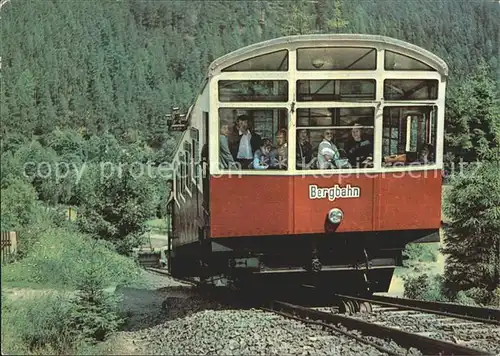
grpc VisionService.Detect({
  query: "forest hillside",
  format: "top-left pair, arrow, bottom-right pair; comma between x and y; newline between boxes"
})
1,0 -> 499,151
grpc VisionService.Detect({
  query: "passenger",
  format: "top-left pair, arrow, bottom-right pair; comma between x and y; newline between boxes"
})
317,129 -> 340,169
296,129 -> 312,169
271,128 -> 288,169
229,114 -> 262,168
344,123 -> 373,167
318,147 -> 336,169
418,143 -> 434,164
219,121 -> 237,169
253,139 -> 273,169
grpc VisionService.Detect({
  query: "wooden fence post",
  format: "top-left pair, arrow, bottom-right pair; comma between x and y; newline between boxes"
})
1,231 -> 17,263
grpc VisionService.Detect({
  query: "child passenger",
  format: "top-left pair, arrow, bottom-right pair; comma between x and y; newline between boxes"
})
253,139 -> 273,169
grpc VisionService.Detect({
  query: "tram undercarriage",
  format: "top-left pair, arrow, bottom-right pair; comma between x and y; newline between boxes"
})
168,229 -> 439,294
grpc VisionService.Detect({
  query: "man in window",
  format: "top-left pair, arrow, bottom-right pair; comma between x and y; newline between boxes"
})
345,123 -> 373,168
219,120 -> 237,169
229,114 -> 262,168
296,129 -> 312,169
270,128 -> 288,169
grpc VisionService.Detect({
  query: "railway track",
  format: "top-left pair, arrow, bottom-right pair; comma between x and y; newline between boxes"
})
265,300 -> 494,356
327,294 -> 500,355
336,294 -> 500,325
145,267 -> 498,355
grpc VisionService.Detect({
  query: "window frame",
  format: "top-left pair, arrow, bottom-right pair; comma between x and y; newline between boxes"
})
296,79 -> 376,102
381,104 -> 439,169
190,127 -> 200,188
209,46 -> 445,176
383,79 -> 439,101
216,107 -> 290,172
218,80 -> 289,102
296,47 -> 378,71
222,49 -> 289,72
384,50 -> 437,72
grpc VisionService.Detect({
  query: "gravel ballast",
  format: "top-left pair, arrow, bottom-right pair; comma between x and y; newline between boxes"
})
113,271 -> 400,355
115,270 -> 493,355
137,307 -> 392,355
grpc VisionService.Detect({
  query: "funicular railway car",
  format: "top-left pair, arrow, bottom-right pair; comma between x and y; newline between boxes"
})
166,34 -> 448,295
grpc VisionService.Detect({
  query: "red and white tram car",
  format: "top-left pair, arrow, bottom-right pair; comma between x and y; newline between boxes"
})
166,34 -> 448,294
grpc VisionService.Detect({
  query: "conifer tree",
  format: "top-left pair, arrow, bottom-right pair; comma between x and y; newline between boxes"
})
442,157 -> 500,305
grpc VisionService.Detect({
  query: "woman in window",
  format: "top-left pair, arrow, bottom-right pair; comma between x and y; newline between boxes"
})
253,139 -> 273,169
317,129 -> 340,169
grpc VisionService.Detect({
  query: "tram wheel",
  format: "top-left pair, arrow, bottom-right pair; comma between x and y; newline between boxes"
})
339,300 -> 349,314
359,301 -> 372,313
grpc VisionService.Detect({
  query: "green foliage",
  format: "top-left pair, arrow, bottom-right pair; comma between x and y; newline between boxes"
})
442,159 -> 500,304
1,292 -> 78,354
455,287 -> 494,306
1,226 -> 142,289
2,263 -> 129,354
74,161 -> 158,254
69,268 -> 123,343
403,273 -> 448,302
280,0 -> 314,36
14,203 -> 66,258
402,243 -> 439,265
445,61 -> 500,163
1,0 -> 498,140
0,178 -> 38,231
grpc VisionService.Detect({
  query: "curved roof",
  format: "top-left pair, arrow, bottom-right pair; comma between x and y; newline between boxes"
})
208,34 -> 449,77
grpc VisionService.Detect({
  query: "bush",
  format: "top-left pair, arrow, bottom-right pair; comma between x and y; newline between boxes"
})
403,273 -> 448,302
403,243 -> 438,265
1,292 -> 77,354
1,225 -> 142,353
458,287 -> 495,305
1,226 -> 143,289
1,277 -> 125,354
69,262 -> 124,343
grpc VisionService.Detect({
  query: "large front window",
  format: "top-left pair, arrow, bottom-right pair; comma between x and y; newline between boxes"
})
296,107 -> 375,169
215,46 -> 442,174
218,108 -> 289,171
382,106 -> 437,167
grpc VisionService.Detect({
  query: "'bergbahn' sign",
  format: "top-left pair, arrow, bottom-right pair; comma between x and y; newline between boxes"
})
309,184 -> 361,201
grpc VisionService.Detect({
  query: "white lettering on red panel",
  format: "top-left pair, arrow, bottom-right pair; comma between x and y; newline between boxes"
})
309,184 -> 360,201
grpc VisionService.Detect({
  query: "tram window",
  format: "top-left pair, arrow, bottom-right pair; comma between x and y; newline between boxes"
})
297,80 -> 376,101
382,106 -> 438,167
384,79 -> 438,101
219,80 -> 288,102
191,128 -> 200,185
297,47 -> 376,70
384,51 -> 436,71
175,162 -> 181,200
217,108 -> 289,171
296,108 -> 375,169
180,152 -> 187,194
222,50 -> 288,72
184,142 -> 192,192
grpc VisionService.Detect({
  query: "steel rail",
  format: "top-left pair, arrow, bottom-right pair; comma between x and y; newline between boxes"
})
260,306 -> 400,356
336,294 -> 500,326
269,300 -> 492,356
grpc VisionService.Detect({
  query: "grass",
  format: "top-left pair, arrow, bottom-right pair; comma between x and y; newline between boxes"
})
1,227 -> 143,290
145,218 -> 167,231
1,225 -> 146,355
